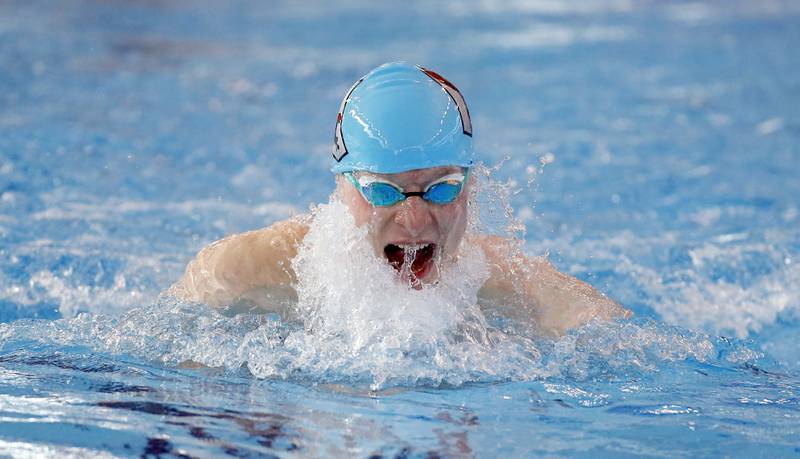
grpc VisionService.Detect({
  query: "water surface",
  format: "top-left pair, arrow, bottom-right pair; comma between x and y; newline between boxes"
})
1,0 -> 799,456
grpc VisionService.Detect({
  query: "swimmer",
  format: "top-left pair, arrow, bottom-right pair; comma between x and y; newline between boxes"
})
167,62 -> 629,336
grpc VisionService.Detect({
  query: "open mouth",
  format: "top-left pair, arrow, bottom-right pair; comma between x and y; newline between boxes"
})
384,243 -> 437,283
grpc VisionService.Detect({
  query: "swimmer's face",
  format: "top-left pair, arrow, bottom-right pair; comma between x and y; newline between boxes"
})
338,166 -> 470,287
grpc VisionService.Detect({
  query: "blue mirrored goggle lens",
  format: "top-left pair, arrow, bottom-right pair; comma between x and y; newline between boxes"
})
422,181 -> 464,204
345,170 -> 468,207
361,182 -> 406,206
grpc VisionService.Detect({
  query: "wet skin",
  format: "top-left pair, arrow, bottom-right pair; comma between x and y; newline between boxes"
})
170,166 -> 629,335
336,166 -> 469,286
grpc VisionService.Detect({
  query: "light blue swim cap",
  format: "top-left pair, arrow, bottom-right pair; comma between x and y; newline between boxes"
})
331,62 -> 474,174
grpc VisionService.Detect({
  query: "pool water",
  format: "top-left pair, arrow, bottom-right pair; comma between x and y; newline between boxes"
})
1,0 -> 799,456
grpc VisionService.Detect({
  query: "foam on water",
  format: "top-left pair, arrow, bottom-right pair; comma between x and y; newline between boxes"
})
654,246 -> 799,339
2,0 -> 800,454
0,190 -> 767,390
0,166 -> 772,389
294,198 -> 489,344
0,298 -> 763,392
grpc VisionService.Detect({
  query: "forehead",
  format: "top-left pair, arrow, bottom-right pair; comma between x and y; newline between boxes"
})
360,166 -> 463,185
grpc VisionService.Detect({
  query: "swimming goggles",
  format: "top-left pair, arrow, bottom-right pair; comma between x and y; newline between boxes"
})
344,168 -> 470,207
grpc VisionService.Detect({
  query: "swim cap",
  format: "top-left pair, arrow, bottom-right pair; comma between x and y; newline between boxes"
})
331,62 -> 474,174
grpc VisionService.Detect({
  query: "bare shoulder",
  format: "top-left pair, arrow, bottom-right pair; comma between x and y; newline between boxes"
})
470,233 -> 630,336
466,233 -> 514,258
167,215 -> 310,307
466,233 -> 519,282
235,215 -> 310,258
530,257 -> 631,334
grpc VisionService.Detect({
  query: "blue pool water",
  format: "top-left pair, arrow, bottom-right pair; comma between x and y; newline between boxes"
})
2,0 -> 799,456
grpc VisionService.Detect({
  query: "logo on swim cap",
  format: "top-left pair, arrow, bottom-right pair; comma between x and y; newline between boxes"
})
333,76 -> 365,163
418,67 -> 472,137
332,62 -> 474,174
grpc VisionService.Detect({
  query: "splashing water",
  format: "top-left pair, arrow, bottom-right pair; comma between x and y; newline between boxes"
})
0,296 -> 762,391
2,1 -> 799,455
250,195 -> 544,388
293,198 -> 489,348
0,174 -> 769,391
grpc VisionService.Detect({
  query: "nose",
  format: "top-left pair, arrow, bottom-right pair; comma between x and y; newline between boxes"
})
394,196 -> 433,236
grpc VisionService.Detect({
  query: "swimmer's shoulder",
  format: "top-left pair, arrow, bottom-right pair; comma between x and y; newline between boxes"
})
257,213 -> 310,246
207,216 -> 311,284
255,214 -> 311,258
190,214 -> 311,269
167,214 -> 312,308
230,214 -> 311,255
466,233 -> 513,259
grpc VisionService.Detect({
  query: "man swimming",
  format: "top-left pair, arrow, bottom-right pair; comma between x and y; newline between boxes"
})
168,62 -> 627,336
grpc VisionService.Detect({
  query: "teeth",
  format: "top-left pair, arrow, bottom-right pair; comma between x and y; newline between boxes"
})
401,244 -> 424,251
395,243 -> 430,251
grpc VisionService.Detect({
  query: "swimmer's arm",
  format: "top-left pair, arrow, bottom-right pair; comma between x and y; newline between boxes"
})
473,235 -> 630,336
166,217 -> 309,309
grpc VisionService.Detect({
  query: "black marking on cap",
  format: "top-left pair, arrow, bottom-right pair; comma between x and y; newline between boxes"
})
419,66 -> 472,137
333,76 -> 364,162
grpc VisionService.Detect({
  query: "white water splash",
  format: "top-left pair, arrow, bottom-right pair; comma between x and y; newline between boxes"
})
0,194 -> 764,389
0,172 -> 774,387
293,198 -> 490,352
